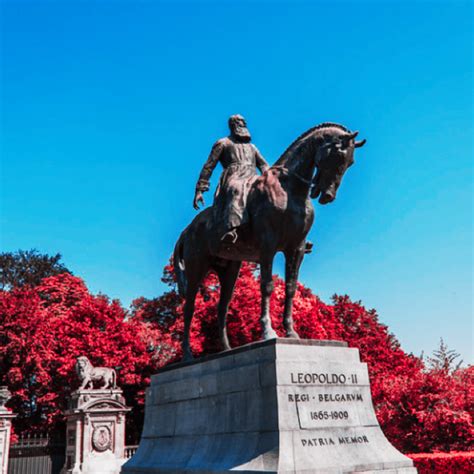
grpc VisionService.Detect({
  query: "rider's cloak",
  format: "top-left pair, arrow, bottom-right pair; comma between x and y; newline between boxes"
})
196,136 -> 269,238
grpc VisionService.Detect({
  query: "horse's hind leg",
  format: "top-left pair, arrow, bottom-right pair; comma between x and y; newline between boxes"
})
283,245 -> 305,338
216,261 -> 242,351
260,252 -> 278,340
182,261 -> 209,361
182,289 -> 197,361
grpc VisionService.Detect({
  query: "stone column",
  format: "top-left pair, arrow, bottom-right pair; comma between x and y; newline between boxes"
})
0,387 -> 16,474
61,389 -> 131,474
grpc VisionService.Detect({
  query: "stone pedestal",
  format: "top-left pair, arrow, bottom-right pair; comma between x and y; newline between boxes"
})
0,407 -> 15,474
123,338 -> 416,474
61,389 -> 131,474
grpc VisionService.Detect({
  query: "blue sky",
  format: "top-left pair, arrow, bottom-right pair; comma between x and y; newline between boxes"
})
1,0 -> 472,363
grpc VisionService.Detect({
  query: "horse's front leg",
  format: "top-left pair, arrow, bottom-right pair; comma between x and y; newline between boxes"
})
182,287 -> 198,361
283,245 -> 305,338
260,252 -> 278,340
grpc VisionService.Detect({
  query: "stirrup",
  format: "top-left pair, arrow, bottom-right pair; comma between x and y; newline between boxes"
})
221,230 -> 238,244
304,241 -> 314,254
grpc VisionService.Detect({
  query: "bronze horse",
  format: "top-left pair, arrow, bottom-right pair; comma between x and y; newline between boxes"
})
174,123 -> 366,360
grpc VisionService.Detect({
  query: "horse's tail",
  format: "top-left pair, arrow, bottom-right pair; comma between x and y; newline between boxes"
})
173,234 -> 187,297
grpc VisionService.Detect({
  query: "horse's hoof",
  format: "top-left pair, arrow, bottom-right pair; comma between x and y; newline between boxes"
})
182,350 -> 194,362
263,328 -> 278,340
221,341 -> 232,351
286,330 -> 300,339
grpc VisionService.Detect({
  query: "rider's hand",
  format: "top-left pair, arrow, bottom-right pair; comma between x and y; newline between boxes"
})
193,191 -> 205,210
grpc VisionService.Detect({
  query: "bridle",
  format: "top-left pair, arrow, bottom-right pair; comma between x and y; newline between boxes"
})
272,142 -> 322,187
272,135 -> 357,189
291,141 -> 326,186
272,165 -> 313,186
293,170 -> 313,186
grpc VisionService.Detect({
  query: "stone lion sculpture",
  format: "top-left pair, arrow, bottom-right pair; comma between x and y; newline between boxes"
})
76,356 -> 117,390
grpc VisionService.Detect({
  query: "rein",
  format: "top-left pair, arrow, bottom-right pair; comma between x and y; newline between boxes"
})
272,165 -> 314,186
293,170 -> 313,185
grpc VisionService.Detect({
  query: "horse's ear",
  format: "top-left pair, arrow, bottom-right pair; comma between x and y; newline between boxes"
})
340,131 -> 358,147
354,139 -> 366,148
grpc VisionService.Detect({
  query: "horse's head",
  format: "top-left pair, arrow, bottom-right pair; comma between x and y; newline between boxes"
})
311,128 -> 366,204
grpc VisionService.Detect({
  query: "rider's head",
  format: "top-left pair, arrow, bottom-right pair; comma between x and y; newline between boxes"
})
228,114 -> 251,142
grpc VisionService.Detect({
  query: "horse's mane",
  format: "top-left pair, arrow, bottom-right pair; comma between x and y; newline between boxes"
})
274,122 -> 349,166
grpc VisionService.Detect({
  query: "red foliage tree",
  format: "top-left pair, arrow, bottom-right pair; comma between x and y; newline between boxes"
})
0,273 -> 155,441
375,365 -> 473,453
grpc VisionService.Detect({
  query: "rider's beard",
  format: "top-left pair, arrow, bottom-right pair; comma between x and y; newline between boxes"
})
232,126 -> 251,142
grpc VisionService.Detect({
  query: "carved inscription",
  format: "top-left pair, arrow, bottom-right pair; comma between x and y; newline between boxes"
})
300,435 -> 370,447
290,372 -> 359,385
287,387 -> 368,428
288,393 -> 363,403
285,371 -> 376,444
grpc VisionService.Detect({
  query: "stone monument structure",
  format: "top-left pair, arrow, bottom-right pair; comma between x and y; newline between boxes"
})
122,117 -> 417,472
123,339 -> 416,473
61,357 -> 131,474
0,386 -> 16,474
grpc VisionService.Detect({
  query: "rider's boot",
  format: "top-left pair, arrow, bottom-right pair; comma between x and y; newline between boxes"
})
305,241 -> 314,254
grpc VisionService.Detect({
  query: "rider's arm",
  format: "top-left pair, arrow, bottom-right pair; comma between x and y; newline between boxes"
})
195,139 -> 225,192
254,145 -> 269,174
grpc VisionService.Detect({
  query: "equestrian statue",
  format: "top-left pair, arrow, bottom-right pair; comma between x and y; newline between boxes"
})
174,115 -> 366,360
